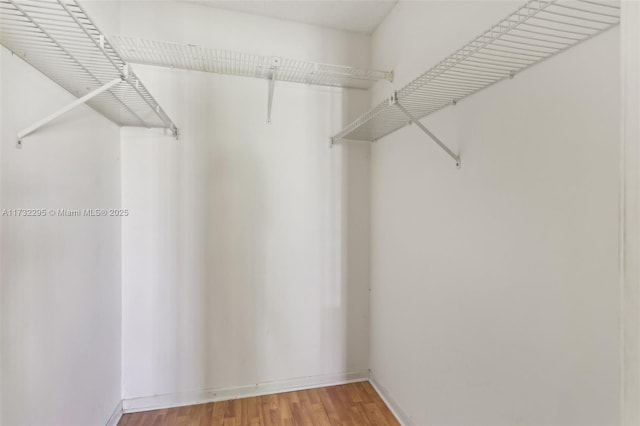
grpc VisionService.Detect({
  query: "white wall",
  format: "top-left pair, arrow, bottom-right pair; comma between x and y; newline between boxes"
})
89,2 -> 373,404
622,1 -> 640,424
0,47 -> 122,425
369,2 -> 621,425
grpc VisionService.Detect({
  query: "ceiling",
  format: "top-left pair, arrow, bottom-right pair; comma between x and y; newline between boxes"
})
184,1 -> 398,34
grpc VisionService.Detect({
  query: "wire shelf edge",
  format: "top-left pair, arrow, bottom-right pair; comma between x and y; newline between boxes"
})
331,0 -> 620,144
108,35 -> 393,91
0,0 -> 178,136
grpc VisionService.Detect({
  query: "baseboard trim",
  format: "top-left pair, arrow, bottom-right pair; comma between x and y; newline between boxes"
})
105,399 -> 123,426
122,370 -> 369,414
368,372 -> 414,426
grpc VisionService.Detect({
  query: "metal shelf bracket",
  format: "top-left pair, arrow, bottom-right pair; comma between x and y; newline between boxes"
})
389,92 -> 461,169
267,61 -> 278,124
16,77 -> 123,148
330,0 -> 619,154
3,0 -> 179,141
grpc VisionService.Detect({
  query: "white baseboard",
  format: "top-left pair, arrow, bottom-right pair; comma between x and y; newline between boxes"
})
368,371 -> 414,426
105,399 -> 123,426
122,370 -> 369,414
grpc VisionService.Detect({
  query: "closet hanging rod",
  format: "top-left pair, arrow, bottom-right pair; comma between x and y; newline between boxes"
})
330,0 -> 620,168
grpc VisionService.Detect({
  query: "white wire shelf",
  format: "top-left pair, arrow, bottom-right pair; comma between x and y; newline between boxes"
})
331,0 -> 620,145
108,35 -> 393,90
0,0 -> 177,134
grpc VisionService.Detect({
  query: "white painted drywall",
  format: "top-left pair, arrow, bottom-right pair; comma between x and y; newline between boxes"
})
96,2 -> 373,401
369,2 -> 621,425
622,1 -> 640,424
0,46 -> 122,425
0,42 -> 4,426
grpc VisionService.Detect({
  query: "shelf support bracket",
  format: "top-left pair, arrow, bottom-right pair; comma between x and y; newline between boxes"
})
391,94 -> 461,168
17,77 -> 123,148
267,67 -> 277,124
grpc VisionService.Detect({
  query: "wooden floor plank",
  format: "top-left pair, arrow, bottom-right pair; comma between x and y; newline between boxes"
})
315,387 -> 340,425
277,393 -> 295,426
309,402 -> 331,426
197,403 -> 213,426
212,400 -> 227,426
118,382 -> 398,426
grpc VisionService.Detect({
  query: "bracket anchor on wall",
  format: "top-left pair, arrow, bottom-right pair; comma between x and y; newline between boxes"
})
384,70 -> 394,82
389,92 -> 461,169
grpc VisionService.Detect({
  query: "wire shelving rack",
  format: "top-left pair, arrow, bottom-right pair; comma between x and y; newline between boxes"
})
0,0 -> 178,140
108,35 -> 393,91
330,0 -> 620,167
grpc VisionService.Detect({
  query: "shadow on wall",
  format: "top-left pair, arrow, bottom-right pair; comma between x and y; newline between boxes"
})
121,68 -> 371,399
